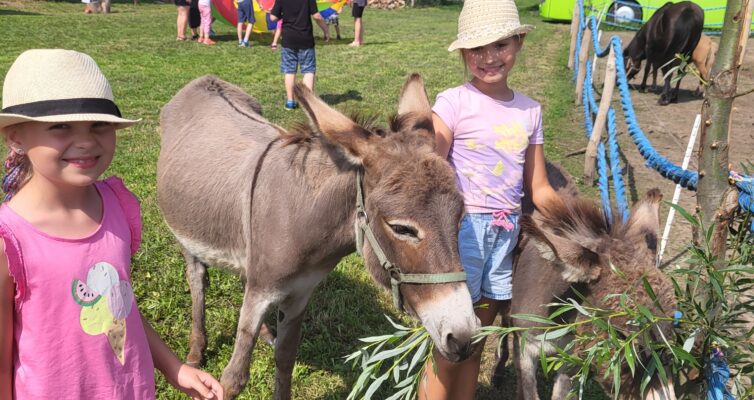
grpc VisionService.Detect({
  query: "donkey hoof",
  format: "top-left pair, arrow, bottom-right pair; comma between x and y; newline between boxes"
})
220,377 -> 244,400
186,351 -> 203,368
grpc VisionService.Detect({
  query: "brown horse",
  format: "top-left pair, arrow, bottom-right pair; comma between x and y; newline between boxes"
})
157,75 -> 480,399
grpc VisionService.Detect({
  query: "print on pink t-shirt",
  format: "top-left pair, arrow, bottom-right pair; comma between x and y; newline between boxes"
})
433,82 -> 544,213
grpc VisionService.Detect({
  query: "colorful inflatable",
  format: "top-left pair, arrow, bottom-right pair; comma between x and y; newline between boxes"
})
212,0 -> 346,33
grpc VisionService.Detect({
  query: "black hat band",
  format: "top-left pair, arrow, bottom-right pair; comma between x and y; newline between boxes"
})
2,98 -> 122,118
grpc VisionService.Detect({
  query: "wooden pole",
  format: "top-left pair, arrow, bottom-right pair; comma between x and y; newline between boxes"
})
697,0 -> 752,258
575,25 -> 591,105
568,3 -> 581,70
584,48 -> 616,183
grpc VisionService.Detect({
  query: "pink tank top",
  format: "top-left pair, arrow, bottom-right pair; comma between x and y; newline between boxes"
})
1,177 -> 156,399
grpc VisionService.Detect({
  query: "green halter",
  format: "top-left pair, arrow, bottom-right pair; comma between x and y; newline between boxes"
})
354,169 -> 467,311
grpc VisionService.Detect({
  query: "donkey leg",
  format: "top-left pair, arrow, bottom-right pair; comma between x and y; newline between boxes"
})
272,288 -> 316,400
513,334 -> 541,400
550,372 -> 572,400
221,286 -> 273,399
182,246 -> 210,367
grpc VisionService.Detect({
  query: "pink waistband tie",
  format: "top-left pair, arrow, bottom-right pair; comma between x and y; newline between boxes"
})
492,209 -> 515,232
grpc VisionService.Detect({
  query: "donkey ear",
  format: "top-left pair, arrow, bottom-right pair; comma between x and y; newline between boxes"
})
398,74 -> 432,117
521,214 -> 603,283
396,74 -> 435,146
624,188 -> 662,263
294,83 -> 373,164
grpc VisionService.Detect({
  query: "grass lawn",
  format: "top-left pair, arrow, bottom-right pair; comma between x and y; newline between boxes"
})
2,1 -> 593,398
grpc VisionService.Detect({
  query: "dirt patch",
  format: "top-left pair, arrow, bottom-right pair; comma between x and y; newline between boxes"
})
590,32 -> 754,265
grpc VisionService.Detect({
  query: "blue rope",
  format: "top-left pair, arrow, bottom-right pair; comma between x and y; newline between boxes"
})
582,58 -> 614,223
574,0 -> 754,231
607,107 -> 630,223
598,143 -> 614,224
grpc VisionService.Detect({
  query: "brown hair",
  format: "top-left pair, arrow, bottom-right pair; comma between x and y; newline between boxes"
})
2,149 -> 32,201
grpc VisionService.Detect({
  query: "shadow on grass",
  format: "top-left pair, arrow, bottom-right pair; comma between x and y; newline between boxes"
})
0,9 -> 42,15
320,90 -> 363,105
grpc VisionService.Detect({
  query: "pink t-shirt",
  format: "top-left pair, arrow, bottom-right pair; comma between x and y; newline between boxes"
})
433,82 -> 544,213
1,177 -> 156,399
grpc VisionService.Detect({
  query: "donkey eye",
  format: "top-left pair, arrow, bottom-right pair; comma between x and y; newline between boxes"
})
388,223 -> 418,239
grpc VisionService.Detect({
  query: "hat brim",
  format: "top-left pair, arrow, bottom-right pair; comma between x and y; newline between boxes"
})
0,112 -> 140,131
448,25 -> 535,51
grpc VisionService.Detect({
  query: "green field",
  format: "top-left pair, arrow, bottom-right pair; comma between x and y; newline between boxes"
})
3,1 -> 589,398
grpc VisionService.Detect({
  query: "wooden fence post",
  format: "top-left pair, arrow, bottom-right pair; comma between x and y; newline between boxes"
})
584,48 -> 616,182
575,25 -> 591,105
568,3 -> 580,70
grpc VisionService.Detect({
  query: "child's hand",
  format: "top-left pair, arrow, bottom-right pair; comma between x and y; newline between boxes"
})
175,363 -> 224,400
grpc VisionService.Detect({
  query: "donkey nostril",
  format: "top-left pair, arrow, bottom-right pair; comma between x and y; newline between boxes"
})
444,332 -> 473,361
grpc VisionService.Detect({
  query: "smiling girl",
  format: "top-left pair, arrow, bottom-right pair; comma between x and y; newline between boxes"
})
0,49 -> 223,400
419,1 -> 563,398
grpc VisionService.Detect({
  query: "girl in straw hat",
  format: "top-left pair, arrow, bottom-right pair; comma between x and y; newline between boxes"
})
0,49 -> 223,400
420,0 -> 563,398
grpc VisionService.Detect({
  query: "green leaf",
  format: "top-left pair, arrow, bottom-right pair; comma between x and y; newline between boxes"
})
385,315 -> 410,331
408,336 -> 429,374
668,203 -> 699,226
368,345 -> 412,364
359,334 -> 399,343
683,329 -> 700,353
364,373 -> 389,400
392,363 -> 402,383
609,260 -> 626,279
511,313 -> 557,325
639,356 -> 657,398
637,305 -> 654,322
535,326 -> 572,341
569,298 -> 591,317
624,341 -> 636,377
348,365 -> 376,400
385,385 -> 411,400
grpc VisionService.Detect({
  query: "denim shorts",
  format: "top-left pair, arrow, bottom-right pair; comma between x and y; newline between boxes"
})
280,47 -> 316,74
237,0 -> 254,24
459,213 -> 520,303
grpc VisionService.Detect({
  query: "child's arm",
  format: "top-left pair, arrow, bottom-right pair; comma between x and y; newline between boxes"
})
432,113 -> 454,160
0,243 -> 13,400
143,318 -> 224,400
523,144 -> 564,213
270,1 -> 281,21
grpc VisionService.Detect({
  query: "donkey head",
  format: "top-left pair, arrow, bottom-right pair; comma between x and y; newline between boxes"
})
623,32 -> 647,81
294,75 -> 479,362
522,189 -> 677,399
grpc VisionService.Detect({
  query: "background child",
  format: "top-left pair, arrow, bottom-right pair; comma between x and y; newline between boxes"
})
270,0 -> 325,110
348,0 -> 366,47
197,0 -> 215,45
236,0 -> 254,47
271,19 -> 282,49
0,49 -> 224,400
418,0 -> 562,398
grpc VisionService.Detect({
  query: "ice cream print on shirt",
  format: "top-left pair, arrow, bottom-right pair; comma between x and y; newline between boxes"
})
71,262 -> 134,365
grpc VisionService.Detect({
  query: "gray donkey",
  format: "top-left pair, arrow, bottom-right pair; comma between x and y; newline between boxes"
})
157,74 -> 480,399
493,163 -> 677,400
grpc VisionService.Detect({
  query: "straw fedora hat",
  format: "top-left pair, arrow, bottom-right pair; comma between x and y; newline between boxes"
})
448,0 -> 535,51
0,49 -> 140,130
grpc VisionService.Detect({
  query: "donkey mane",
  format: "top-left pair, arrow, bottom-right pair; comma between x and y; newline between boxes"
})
540,197 -> 614,239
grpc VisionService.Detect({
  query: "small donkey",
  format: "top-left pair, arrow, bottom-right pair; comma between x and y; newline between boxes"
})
498,164 -> 678,400
157,75 -> 480,399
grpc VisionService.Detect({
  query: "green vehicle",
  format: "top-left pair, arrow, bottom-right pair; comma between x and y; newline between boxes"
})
538,0 -> 731,30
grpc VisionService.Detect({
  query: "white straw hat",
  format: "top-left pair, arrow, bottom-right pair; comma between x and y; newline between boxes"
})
448,0 -> 535,51
0,49 -> 140,130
